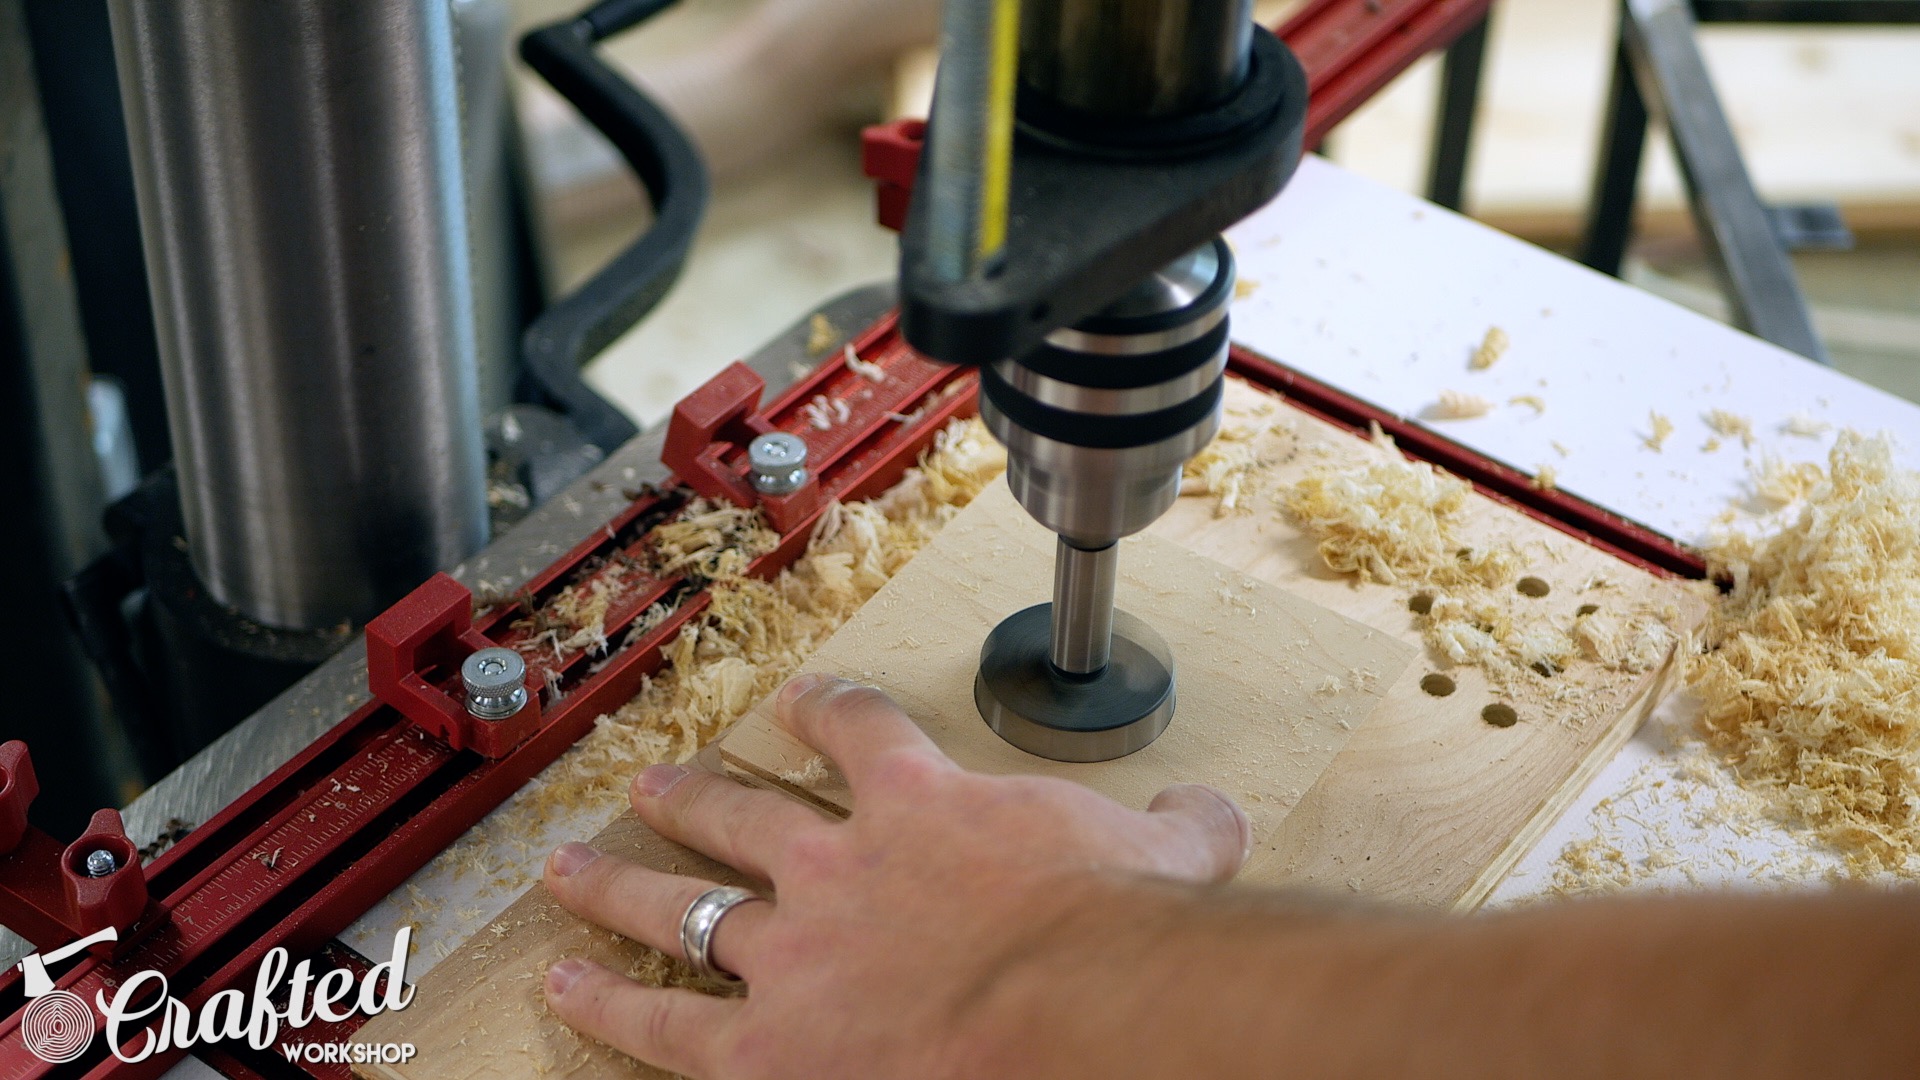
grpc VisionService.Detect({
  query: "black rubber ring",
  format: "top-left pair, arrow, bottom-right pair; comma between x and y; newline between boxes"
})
981,366 -> 1224,450
1017,318 -> 1229,390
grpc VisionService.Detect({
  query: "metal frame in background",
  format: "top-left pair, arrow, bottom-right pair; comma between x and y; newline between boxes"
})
1579,0 -> 1920,365
1425,11 -> 1491,211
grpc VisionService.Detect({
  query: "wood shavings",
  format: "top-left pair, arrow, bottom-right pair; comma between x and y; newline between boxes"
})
1283,427 -> 1682,702
801,394 -> 848,430
843,343 -> 887,382
648,503 -> 778,582
1469,325 -> 1509,370
1234,277 -> 1259,300
1703,408 -> 1755,448
1508,394 -> 1546,415
1690,431 -> 1920,876
1181,394 -> 1292,516
1702,437 -> 1722,453
805,313 -> 837,355
422,419 -> 1007,902
775,754 -> 830,786
1751,456 -> 1826,508
1531,465 -> 1557,492
1281,425 -> 1489,588
1644,411 -> 1674,452
1782,412 -> 1831,438
1429,389 -> 1494,420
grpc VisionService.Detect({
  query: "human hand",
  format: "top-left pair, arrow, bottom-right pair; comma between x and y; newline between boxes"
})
541,672 -> 1251,1079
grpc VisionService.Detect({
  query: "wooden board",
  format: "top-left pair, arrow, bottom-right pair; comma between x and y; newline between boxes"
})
720,379 -> 1706,908
716,482 -> 1412,844
356,458 -> 1410,1080
360,377 -> 1707,1080
354,811 -> 746,1080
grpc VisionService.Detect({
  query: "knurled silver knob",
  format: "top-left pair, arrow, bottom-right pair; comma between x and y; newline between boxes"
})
462,647 -> 529,720
83,849 -> 118,878
748,432 -> 809,495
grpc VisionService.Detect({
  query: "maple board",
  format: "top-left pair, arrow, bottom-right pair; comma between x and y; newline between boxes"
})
358,377 -> 1706,1080
716,482 -> 1411,843
353,811 -> 751,1080
718,380 -> 1705,906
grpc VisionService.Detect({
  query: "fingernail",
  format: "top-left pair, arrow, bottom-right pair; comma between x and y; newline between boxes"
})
636,763 -> 689,798
778,673 -> 834,707
547,958 -> 589,996
550,842 -> 600,877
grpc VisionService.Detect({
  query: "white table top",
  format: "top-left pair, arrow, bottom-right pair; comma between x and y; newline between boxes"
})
1227,156 -> 1920,903
333,154 -> 1920,989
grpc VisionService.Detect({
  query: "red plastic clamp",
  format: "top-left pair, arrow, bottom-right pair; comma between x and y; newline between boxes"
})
860,118 -> 925,233
0,741 -> 37,855
660,361 -> 824,532
61,808 -> 147,943
366,573 -> 543,757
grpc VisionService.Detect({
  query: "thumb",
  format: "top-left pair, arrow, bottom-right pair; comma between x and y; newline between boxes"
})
1145,783 -> 1252,883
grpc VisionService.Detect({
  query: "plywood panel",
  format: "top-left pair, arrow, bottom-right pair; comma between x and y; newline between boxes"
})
717,482 -> 1410,844
722,379 -> 1706,908
354,812 -> 748,1080
362,377 -> 1705,1080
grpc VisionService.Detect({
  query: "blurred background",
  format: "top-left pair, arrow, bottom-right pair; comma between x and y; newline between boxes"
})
505,0 -> 1920,418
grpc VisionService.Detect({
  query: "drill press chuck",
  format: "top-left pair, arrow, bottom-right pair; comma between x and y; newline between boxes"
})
974,239 -> 1233,761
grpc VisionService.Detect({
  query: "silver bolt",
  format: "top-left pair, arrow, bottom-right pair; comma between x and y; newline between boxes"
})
84,849 -> 118,878
462,647 -> 529,721
748,432 -> 809,495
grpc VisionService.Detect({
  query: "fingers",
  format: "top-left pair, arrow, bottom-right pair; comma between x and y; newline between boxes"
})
1145,783 -> 1252,883
546,959 -> 737,1079
544,843 -> 771,977
630,764 -> 825,879
773,674 -> 952,789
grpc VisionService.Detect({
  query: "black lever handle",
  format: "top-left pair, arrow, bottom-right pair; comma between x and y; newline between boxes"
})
519,0 -> 710,453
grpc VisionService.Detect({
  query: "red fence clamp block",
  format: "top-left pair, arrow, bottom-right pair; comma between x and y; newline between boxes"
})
861,119 -> 925,232
366,573 -> 543,757
61,808 -> 147,943
0,741 -> 37,855
660,361 -> 825,532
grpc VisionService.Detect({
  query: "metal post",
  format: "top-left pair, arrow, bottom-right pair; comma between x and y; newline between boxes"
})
924,0 -> 1021,283
110,0 -> 491,630
1618,0 -> 1827,362
1424,13 -> 1489,211
1021,0 -> 1253,118
1578,16 -> 1648,278
1050,540 -> 1117,675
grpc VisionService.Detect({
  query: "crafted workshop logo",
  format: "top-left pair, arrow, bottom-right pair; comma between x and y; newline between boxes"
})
15,927 -> 418,1064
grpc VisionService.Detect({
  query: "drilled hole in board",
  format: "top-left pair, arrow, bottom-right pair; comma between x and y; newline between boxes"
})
1482,703 -> 1519,728
1576,603 -> 1600,617
1419,673 -> 1455,697
1516,576 -> 1551,598
1408,592 -> 1435,615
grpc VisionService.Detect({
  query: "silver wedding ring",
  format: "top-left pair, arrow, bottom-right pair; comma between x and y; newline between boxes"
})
679,885 -> 764,984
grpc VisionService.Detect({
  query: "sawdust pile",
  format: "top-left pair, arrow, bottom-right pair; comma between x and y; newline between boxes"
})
1690,431 -> 1920,875
441,419 -> 1006,889
1282,426 -> 1677,696
1181,393 -> 1294,516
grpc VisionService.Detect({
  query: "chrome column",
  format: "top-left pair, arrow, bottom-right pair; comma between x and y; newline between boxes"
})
111,0 -> 488,630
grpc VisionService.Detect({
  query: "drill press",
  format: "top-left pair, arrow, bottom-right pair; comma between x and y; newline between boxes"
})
898,0 -> 1306,762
